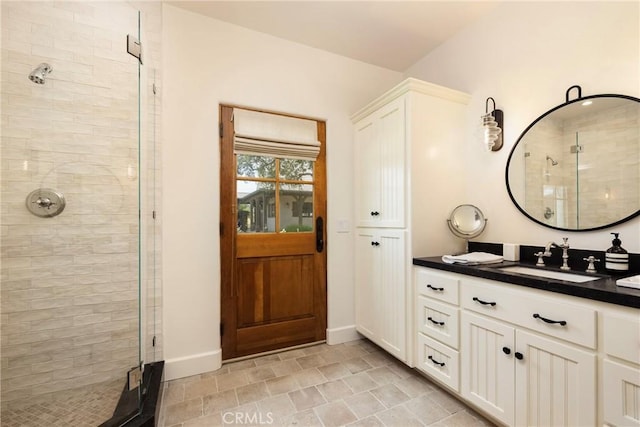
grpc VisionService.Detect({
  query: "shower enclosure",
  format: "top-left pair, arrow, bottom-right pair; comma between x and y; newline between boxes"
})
1,2 -> 162,425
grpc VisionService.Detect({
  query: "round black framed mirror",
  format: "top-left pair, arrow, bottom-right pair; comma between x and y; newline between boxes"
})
505,87 -> 640,231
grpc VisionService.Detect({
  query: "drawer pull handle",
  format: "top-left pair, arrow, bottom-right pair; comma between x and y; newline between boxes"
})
473,297 -> 496,306
533,313 -> 567,326
515,352 -> 524,360
502,347 -> 511,355
427,317 -> 445,326
427,284 -> 444,292
428,355 -> 446,367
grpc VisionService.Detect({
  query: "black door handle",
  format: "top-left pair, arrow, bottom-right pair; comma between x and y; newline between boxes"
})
515,352 -> 524,360
316,217 -> 324,253
427,317 -> 445,326
428,356 -> 446,367
473,297 -> 497,306
533,313 -> 567,326
502,347 -> 511,355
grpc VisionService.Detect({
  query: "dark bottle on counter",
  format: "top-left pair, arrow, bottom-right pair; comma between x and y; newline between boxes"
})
605,232 -> 629,273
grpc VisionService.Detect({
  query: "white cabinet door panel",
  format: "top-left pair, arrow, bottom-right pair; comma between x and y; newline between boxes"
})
461,311 -> 515,426
515,330 -> 596,427
603,359 -> 640,426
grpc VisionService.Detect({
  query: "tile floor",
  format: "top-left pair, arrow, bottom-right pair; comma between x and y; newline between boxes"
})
159,339 -> 495,427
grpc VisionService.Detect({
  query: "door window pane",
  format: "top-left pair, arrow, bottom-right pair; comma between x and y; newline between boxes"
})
237,181 -> 275,233
280,183 -> 313,233
237,155 -> 276,178
279,159 -> 313,181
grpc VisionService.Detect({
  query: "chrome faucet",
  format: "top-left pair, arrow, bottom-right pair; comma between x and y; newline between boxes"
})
534,242 -> 557,266
558,237 -> 570,270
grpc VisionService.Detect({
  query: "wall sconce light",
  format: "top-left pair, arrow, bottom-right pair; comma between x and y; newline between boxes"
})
482,97 -> 503,151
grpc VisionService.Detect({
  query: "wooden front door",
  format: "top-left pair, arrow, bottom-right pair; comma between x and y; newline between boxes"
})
219,105 -> 327,360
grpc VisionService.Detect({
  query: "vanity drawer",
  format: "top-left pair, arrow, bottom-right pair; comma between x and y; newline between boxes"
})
417,296 -> 459,349
461,278 -> 596,349
416,333 -> 459,392
415,267 -> 459,305
603,312 -> 640,364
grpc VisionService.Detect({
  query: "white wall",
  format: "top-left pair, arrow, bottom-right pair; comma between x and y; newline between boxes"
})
405,1 -> 640,252
161,5 -> 401,379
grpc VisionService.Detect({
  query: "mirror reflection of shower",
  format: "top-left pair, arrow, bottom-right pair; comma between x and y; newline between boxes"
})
28,63 -> 52,84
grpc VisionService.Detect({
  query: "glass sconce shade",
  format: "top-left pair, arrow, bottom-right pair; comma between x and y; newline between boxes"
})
482,97 -> 504,151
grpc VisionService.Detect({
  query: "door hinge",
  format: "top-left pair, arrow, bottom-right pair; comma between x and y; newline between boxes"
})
152,83 -> 157,95
127,365 -> 142,391
219,222 -> 224,236
126,34 -> 143,64
220,323 -> 224,336
152,335 -> 156,347
219,123 -> 223,138
152,210 -> 156,220
570,145 -> 584,153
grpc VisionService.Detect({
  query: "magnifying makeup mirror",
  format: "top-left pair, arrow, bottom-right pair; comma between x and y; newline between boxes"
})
447,204 -> 487,252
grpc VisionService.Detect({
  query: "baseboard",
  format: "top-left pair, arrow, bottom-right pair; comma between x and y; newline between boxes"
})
326,325 -> 361,345
163,349 -> 222,381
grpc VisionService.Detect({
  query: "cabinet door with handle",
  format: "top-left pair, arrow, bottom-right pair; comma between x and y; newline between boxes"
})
461,311 -> 515,426
354,97 -> 405,228
515,329 -> 596,427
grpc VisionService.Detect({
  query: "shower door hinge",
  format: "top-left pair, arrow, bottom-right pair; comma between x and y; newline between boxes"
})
220,323 -> 224,336
128,365 -> 142,391
570,145 -> 584,153
127,34 -> 143,65
152,335 -> 156,347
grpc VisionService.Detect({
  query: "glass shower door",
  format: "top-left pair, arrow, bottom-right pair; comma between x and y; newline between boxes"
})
1,2 -> 146,425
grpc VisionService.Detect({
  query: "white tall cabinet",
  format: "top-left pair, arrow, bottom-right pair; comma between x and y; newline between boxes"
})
351,78 -> 470,364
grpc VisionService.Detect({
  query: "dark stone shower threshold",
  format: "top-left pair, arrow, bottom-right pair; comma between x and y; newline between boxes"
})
99,360 -> 164,427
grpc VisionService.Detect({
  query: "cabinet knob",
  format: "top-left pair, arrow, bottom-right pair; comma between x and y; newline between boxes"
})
370,211 -> 380,216
502,347 -> 511,355
371,241 -> 380,246
515,352 -> 524,360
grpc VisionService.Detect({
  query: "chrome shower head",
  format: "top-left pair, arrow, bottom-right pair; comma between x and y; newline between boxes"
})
546,155 -> 558,166
28,63 -> 53,84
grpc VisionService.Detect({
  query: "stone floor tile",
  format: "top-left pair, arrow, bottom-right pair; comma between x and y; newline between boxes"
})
393,375 -> 435,398
343,357 -> 373,374
318,362 -> 350,380
403,395 -> 450,425
235,381 -> 269,405
288,386 -> 327,412
376,405 -> 424,427
246,366 -> 276,383
266,374 -> 299,395
366,366 -> 403,385
293,367 -> 326,388
348,415 -> 385,426
216,370 -> 249,392
343,371 -> 378,394
429,409 -> 495,426
202,389 -> 238,416
182,412 -> 223,427
369,384 -> 410,408
343,391 -> 385,419
316,379 -> 353,401
184,377 -> 218,400
296,353 -> 327,369
257,394 -> 297,420
271,359 -> 303,377
280,409 -> 322,426
164,397 -> 204,426
314,400 -> 358,426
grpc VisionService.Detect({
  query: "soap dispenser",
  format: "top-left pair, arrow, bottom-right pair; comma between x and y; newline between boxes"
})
605,233 -> 629,273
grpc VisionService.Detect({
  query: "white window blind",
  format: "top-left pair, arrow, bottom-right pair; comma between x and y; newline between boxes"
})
233,108 -> 320,161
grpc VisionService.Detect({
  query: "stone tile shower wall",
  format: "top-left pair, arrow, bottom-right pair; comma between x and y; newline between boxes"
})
1,1 -> 162,408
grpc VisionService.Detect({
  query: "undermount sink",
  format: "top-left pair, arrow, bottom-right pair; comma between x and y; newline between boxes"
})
496,266 -> 600,283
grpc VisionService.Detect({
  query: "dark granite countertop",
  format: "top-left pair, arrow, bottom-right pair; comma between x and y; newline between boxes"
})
413,256 -> 640,309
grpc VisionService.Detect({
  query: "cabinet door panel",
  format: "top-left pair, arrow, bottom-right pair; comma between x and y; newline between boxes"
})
377,98 -> 405,227
603,359 -> 640,426
378,230 -> 406,360
515,330 -> 596,427
354,229 -> 379,340
461,311 -> 515,426
354,117 -> 380,227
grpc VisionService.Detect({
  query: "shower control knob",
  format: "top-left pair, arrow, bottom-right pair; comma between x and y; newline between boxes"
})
26,188 -> 66,218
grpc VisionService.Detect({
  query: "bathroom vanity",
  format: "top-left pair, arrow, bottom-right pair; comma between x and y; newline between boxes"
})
413,256 -> 640,427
